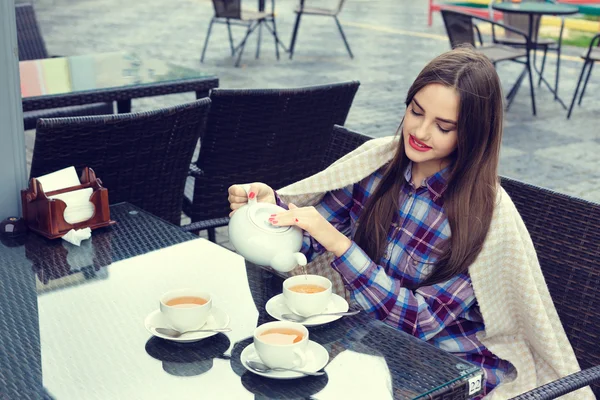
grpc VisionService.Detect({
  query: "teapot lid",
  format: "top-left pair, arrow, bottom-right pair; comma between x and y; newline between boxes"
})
248,203 -> 291,234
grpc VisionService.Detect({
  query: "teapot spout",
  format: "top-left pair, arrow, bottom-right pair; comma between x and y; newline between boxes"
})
270,252 -> 307,273
294,252 -> 307,267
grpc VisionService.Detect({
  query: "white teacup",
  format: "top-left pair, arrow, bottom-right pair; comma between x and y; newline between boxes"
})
253,321 -> 309,369
283,274 -> 332,317
159,289 -> 212,332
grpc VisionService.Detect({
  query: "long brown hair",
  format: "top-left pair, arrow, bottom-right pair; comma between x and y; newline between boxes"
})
354,46 -> 504,287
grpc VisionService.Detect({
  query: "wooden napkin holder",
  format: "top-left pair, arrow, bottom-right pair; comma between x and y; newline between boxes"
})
21,167 -> 116,239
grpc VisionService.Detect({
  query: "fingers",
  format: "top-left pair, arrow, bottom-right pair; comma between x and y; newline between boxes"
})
247,183 -> 261,200
228,185 -> 248,200
288,203 -> 298,210
268,210 -> 300,227
228,184 -> 250,211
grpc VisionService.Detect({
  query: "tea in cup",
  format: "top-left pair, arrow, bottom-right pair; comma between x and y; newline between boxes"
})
253,321 -> 309,369
159,289 -> 212,332
283,275 -> 332,317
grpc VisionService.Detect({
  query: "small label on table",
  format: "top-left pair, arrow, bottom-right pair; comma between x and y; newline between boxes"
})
468,375 -> 483,396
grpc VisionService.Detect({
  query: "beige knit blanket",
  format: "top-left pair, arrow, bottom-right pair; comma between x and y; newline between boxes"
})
277,136 -> 594,399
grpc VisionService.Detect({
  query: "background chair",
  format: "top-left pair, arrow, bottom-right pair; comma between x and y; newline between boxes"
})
289,0 -> 353,59
201,0 -> 284,67
493,0 -> 565,100
321,125 -> 373,169
501,177 -> 600,398
440,9 -> 536,115
29,98 -> 211,225
567,33 -> 599,119
16,3 -> 113,130
182,81 -> 360,241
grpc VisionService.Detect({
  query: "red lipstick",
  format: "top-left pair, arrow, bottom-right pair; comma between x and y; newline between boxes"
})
409,135 -> 432,152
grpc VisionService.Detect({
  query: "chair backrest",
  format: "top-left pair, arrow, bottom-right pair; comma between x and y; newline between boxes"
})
322,125 -> 373,169
499,0 -> 543,42
440,9 -> 476,48
30,98 -> 211,225
501,177 -> 600,397
15,3 -> 49,61
189,81 -> 360,221
211,0 -> 242,19
584,33 -> 600,61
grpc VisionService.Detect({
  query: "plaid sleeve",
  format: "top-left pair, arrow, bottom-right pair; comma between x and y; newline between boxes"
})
331,243 -> 477,341
275,186 -> 354,263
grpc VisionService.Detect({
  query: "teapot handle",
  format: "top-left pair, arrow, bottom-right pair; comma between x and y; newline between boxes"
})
242,184 -> 257,206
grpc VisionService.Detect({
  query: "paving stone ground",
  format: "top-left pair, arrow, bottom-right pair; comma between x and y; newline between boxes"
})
20,0 -> 600,244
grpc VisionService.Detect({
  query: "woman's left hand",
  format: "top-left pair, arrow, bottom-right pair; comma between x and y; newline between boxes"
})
269,204 -> 352,257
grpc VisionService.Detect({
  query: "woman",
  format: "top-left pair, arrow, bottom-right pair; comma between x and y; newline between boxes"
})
228,47 -> 589,399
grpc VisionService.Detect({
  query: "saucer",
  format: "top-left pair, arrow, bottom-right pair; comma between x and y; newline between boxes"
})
265,293 -> 349,326
240,340 -> 328,379
144,307 -> 230,343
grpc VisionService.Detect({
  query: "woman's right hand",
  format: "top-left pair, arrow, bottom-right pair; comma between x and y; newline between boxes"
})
228,182 -> 276,216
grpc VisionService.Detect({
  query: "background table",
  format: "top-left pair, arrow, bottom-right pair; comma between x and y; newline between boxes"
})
0,203 -> 484,399
491,2 -> 579,112
19,52 -> 219,113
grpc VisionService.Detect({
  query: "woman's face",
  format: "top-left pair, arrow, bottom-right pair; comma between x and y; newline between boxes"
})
403,83 -> 459,172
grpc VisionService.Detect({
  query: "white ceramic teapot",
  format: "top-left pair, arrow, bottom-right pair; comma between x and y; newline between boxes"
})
228,185 -> 308,273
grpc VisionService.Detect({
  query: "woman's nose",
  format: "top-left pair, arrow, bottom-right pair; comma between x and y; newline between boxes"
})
414,122 -> 430,141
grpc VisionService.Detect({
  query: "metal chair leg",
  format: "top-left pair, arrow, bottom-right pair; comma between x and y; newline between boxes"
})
506,68 -> 527,111
200,18 -> 215,63
537,47 -> 548,87
227,20 -> 235,56
271,18 -> 280,60
263,20 -> 287,54
567,60 -> 590,119
578,61 -> 594,106
554,46 -> 561,100
554,19 -> 565,100
334,16 -> 353,59
526,56 -> 537,116
235,22 -> 258,67
289,12 -> 302,59
256,20 -> 263,59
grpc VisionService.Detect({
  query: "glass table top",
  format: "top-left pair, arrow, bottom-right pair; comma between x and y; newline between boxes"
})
19,52 -> 215,99
0,203 -> 483,399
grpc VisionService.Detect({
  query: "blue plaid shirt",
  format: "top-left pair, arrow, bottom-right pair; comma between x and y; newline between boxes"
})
282,163 -> 513,396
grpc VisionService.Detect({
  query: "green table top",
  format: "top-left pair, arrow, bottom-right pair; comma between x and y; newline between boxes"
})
492,2 -> 579,15
19,52 -> 214,98
577,4 -> 600,16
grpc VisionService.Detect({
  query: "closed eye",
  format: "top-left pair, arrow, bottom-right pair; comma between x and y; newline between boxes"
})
437,124 -> 451,134
410,108 -> 422,117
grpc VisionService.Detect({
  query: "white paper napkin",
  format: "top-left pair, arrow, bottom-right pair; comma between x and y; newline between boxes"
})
48,188 -> 95,224
36,166 -> 80,193
35,166 -> 95,225
61,228 -> 92,246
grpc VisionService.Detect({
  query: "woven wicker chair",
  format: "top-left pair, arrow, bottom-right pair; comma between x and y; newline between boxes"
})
567,33 -> 600,119
289,0 -> 353,59
29,98 -> 212,225
321,124 -> 373,169
16,3 -> 112,129
501,177 -> 600,398
181,81 -> 360,241
200,0 -> 284,67
440,9 -> 537,115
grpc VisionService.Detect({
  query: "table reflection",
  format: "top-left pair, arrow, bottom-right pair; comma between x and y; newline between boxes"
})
25,231 -> 112,293
145,334 -> 231,377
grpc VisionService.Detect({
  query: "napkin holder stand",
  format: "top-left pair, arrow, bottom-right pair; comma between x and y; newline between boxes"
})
21,167 -> 116,239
